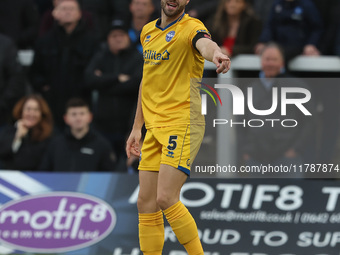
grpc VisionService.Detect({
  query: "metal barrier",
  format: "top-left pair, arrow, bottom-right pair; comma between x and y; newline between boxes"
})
204,54 -> 340,77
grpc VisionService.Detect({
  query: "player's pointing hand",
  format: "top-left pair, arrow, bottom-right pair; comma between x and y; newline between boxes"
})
213,51 -> 231,74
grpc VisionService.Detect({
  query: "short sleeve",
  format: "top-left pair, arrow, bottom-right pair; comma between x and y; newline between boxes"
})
187,19 -> 211,47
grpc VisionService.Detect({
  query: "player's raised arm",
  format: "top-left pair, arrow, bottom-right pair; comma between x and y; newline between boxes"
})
195,38 -> 231,74
126,79 -> 144,158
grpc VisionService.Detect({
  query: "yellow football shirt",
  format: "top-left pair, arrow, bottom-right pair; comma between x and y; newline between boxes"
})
140,13 -> 208,129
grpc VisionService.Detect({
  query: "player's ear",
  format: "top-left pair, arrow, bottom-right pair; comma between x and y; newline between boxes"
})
186,0 -> 190,5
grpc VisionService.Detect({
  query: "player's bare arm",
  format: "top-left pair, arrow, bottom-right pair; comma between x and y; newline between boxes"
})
126,80 -> 144,158
196,38 -> 231,74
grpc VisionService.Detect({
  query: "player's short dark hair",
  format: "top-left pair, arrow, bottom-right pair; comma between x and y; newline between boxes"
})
65,97 -> 90,112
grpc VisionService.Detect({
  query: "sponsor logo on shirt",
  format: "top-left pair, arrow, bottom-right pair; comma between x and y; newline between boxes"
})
143,49 -> 170,61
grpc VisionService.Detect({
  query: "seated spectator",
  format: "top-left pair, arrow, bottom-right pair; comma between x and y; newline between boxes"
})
255,0 -> 323,61
40,98 -> 116,172
84,18 -> 143,170
0,94 -> 53,170
30,0 -> 98,130
39,0 -> 94,37
0,34 -> 26,130
209,0 -> 262,57
128,0 -> 155,53
0,0 -> 39,49
239,43 -> 315,169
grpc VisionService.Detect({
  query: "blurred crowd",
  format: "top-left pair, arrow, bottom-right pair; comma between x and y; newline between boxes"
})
0,0 -> 339,173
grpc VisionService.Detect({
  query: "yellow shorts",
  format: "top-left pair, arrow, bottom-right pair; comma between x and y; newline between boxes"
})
138,125 -> 205,175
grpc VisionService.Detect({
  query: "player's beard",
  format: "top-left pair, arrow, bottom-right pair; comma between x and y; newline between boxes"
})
161,0 -> 186,18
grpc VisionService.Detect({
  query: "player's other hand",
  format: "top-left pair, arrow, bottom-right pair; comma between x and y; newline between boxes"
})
126,129 -> 142,158
213,50 -> 231,74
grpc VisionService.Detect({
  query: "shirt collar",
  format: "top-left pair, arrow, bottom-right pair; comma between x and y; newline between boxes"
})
155,12 -> 185,31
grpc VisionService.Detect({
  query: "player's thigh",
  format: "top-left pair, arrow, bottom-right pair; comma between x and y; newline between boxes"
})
158,125 -> 205,175
189,124 -> 205,165
157,164 -> 187,209
138,170 -> 160,213
139,129 -> 162,172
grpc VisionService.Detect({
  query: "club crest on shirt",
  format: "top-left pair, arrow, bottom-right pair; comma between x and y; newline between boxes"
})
165,31 -> 175,42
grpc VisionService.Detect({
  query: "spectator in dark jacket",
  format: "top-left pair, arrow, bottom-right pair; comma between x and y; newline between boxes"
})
0,0 -> 39,49
0,95 -> 53,170
255,0 -> 323,61
0,34 -> 26,129
30,0 -> 98,129
209,0 -> 262,57
40,98 -> 116,172
84,18 -> 143,168
240,43 -> 315,167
